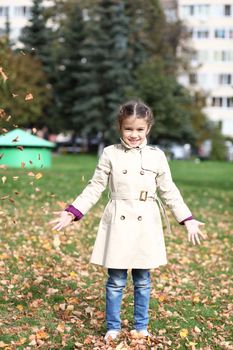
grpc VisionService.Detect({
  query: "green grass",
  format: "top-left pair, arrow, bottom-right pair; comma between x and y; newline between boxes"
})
0,155 -> 232,349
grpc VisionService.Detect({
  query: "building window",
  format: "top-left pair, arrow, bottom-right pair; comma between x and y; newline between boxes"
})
198,50 -> 209,62
14,6 -> 31,17
224,5 -> 231,16
189,73 -> 197,84
196,5 -> 209,16
227,97 -> 233,107
215,29 -> 225,38
214,50 -> 233,62
212,97 -> 223,107
197,30 -> 209,38
212,97 -> 233,108
219,74 -> 232,85
0,6 -> 8,16
181,5 -> 194,17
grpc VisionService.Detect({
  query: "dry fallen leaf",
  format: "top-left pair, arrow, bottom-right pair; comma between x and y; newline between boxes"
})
25,93 -> 34,101
0,67 -> 8,82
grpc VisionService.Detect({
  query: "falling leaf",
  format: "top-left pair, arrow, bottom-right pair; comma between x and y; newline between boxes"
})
13,176 -> 19,180
38,153 -> 41,160
180,328 -> 189,338
17,146 -> 24,151
21,162 -> 26,168
32,128 -> 37,134
1,177 -> 6,184
6,115 -> 11,121
2,128 -> 8,133
57,201 -> 66,209
29,160 -> 33,165
35,173 -> 43,180
12,136 -> 19,143
28,172 -> 35,177
25,93 -> 33,101
0,67 -> 8,82
12,93 -> 18,98
1,195 -> 9,200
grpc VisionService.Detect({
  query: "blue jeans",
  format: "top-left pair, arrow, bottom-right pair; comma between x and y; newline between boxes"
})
106,268 -> 151,331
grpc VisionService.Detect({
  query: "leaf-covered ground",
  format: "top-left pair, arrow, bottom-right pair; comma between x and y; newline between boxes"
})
0,155 -> 232,349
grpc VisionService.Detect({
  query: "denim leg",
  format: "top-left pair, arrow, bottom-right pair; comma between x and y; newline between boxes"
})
106,268 -> 127,331
132,269 -> 151,331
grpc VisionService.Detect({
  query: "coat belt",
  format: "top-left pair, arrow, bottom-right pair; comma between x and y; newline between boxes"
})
109,191 -> 171,234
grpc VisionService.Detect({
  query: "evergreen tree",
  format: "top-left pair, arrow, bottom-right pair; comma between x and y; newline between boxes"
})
20,0 -> 52,71
55,2 -> 87,130
88,0 -> 131,141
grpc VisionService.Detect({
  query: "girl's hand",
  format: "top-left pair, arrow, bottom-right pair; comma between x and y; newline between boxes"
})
50,211 -> 75,231
184,219 -> 205,245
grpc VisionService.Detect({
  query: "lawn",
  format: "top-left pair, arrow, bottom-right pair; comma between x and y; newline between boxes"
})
0,154 -> 232,350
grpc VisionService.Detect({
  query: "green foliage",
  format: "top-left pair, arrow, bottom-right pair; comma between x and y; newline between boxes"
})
210,123 -> 227,161
7,0 -> 210,146
131,58 -> 196,143
0,38 -> 50,127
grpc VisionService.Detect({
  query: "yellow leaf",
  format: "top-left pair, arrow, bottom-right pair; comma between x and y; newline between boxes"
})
180,328 -> 189,338
158,293 -> 166,302
16,305 -> 24,311
35,172 -> 43,180
70,271 -> 77,278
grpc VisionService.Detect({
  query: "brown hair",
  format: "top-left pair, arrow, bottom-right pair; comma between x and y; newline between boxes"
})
117,100 -> 154,130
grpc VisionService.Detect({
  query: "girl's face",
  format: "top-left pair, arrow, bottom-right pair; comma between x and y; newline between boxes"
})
120,117 -> 150,147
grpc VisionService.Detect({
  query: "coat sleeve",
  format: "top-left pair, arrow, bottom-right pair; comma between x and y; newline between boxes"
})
156,151 -> 192,223
71,148 -> 111,215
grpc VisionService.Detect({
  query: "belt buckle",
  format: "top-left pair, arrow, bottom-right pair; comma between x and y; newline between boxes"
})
140,191 -> 148,201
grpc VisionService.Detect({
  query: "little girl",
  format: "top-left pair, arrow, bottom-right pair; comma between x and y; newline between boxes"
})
51,100 -> 205,341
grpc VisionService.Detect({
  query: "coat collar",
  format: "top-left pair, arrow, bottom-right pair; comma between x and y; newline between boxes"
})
120,138 -> 147,150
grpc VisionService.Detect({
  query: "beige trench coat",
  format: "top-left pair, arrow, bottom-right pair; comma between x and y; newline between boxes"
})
72,141 -> 192,269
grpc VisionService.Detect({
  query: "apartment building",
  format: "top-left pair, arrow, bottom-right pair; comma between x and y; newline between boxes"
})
176,0 -> 233,137
0,0 -> 33,45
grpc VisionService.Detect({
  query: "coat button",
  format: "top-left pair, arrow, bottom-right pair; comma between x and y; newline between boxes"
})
140,170 -> 145,175
120,215 -> 125,220
138,216 -> 142,221
122,169 -> 127,174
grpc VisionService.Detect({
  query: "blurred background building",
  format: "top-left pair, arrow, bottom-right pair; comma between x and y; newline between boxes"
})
162,0 -> 233,137
0,0 -> 32,44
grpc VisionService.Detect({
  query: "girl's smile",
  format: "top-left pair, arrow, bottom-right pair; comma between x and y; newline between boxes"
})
120,117 -> 150,148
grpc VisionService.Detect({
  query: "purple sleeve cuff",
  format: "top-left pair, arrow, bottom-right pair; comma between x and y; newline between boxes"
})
65,205 -> 84,221
179,216 -> 193,225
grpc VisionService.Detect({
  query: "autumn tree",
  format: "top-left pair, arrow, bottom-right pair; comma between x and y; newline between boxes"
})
0,38 -> 50,128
